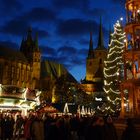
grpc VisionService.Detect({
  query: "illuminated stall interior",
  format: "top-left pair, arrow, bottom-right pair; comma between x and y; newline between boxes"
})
0,84 -> 40,116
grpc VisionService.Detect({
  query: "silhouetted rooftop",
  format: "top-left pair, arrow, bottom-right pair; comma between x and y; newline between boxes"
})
41,60 -> 77,83
0,45 -> 28,63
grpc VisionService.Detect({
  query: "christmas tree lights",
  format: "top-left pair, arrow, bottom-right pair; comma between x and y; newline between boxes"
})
103,20 -> 126,114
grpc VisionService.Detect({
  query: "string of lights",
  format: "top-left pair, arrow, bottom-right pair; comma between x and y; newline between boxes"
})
103,20 -> 126,114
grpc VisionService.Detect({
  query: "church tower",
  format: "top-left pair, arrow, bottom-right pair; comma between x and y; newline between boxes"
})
86,18 -> 107,82
20,27 -> 41,89
81,18 -> 107,96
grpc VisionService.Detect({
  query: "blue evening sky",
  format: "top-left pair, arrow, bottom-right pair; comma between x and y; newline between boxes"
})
0,0 -> 125,82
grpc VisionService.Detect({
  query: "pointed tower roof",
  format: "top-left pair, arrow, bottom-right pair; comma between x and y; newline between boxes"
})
27,26 -> 33,42
87,32 -> 94,59
34,32 -> 39,51
20,37 -> 25,52
95,17 -> 106,50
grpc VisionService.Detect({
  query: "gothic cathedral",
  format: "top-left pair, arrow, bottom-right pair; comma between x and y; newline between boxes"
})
0,27 -> 41,90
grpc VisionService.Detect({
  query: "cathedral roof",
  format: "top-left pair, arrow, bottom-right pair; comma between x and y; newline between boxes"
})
0,45 -> 28,63
20,27 -> 40,54
87,32 -> 94,59
41,60 -> 77,83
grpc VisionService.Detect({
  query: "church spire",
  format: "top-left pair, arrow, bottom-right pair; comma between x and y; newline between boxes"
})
20,37 -> 25,52
96,17 -> 106,50
34,32 -> 39,51
27,26 -> 32,42
87,32 -> 94,59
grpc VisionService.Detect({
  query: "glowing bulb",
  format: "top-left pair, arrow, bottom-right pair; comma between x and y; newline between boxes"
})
124,39 -> 126,43
120,17 -> 123,21
124,103 -> 127,107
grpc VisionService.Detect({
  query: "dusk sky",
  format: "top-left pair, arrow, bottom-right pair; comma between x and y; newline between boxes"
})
0,0 -> 125,82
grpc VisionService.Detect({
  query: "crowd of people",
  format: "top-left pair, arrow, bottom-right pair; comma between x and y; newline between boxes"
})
0,112 -> 139,140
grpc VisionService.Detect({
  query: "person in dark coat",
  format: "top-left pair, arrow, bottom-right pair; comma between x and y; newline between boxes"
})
0,114 -> 4,139
13,114 -> 24,139
44,114 -> 53,140
30,113 -> 44,140
103,116 -> 118,140
85,116 -> 105,140
24,114 -> 35,140
121,118 -> 139,140
1,115 -> 15,140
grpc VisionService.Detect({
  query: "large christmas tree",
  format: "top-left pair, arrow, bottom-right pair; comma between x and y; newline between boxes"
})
103,20 -> 126,115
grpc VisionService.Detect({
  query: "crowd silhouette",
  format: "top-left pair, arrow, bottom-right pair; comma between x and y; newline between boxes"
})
0,112 -> 139,140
